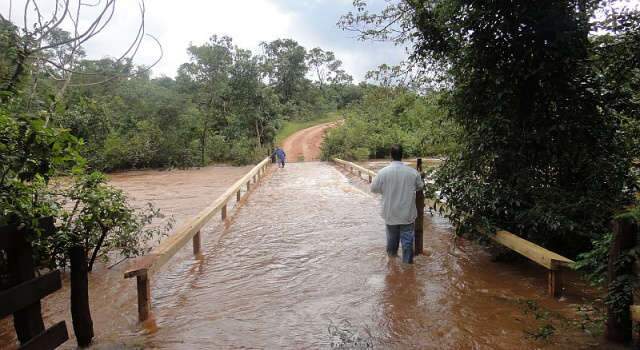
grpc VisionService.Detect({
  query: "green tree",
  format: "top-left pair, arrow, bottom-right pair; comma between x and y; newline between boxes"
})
178,35 -> 234,165
261,39 -> 308,105
412,1 -> 632,255
343,0 -> 637,255
306,47 -> 353,90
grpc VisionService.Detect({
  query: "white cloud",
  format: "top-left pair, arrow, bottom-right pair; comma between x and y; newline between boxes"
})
1,0 -> 409,81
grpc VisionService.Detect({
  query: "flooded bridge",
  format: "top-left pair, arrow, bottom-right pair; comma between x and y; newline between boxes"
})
122,162 -> 598,349
1,130 -> 610,349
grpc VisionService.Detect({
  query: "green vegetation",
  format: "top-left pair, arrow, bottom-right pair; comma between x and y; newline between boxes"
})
342,0 -> 639,255
321,87 -> 457,161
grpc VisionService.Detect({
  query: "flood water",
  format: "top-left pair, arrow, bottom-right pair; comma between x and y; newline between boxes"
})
1,162 -> 614,349
0,165 -> 252,349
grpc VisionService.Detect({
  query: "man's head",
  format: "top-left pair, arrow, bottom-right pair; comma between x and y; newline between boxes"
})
390,144 -> 403,161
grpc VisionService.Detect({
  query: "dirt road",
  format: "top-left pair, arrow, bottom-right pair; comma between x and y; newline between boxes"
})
281,122 -> 334,162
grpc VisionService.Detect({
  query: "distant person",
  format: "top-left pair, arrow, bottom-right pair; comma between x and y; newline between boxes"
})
272,147 -> 286,168
370,144 -> 424,264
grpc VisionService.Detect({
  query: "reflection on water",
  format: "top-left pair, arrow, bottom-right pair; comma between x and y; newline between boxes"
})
1,162 -> 611,349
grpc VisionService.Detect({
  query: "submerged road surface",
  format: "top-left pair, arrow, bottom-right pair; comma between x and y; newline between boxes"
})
137,162 -> 602,349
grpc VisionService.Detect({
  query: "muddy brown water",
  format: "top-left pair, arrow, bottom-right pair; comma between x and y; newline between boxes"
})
1,162 -> 615,349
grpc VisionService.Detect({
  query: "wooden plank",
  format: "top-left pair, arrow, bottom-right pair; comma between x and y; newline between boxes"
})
6,230 -> 45,342
631,305 -> 640,322
333,158 -> 376,178
0,271 -> 62,318
548,269 -> 562,297
489,230 -> 573,270
124,254 -> 158,278
19,321 -> 68,350
125,158 -> 270,278
337,156 -> 576,299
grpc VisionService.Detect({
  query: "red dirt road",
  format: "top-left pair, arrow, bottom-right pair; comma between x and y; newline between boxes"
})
281,122 -> 335,162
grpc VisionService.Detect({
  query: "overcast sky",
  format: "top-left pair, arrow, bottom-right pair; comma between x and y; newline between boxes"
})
3,0 -> 639,82
0,0 -> 407,82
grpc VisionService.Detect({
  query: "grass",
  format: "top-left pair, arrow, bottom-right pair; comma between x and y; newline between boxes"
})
275,112 -> 342,145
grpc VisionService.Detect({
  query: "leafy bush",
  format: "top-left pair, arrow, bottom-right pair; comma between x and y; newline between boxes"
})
321,87 -> 457,161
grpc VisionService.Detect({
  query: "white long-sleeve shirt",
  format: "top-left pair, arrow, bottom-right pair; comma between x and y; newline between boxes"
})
370,161 -> 424,225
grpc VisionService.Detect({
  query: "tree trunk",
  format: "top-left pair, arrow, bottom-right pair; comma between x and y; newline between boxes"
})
605,218 -> 637,343
69,245 -> 94,347
255,119 -> 263,147
201,119 -> 208,166
5,225 -> 45,344
88,227 -> 108,272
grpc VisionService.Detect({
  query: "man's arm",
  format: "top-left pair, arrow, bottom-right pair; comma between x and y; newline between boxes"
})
371,173 -> 383,194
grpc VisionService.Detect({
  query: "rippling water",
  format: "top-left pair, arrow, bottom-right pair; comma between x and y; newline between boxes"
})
1,162 -> 612,349
139,162 -> 607,349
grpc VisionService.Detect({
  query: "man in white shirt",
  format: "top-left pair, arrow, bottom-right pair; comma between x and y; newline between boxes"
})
370,145 -> 424,264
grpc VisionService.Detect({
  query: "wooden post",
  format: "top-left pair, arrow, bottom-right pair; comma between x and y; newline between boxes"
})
236,190 -> 241,202
6,225 -> 46,344
606,218 -> 637,343
136,273 -> 151,322
221,204 -> 227,220
414,158 -> 424,255
632,305 -> 640,347
547,267 -> 561,297
192,230 -> 201,255
69,245 -> 94,347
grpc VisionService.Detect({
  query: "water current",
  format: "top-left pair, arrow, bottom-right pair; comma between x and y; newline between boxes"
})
1,162 -> 615,349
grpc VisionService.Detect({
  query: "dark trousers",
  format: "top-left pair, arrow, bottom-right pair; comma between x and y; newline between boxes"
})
386,223 -> 414,264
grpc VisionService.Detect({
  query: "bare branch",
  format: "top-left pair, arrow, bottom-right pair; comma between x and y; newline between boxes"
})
23,0 -> 30,34
68,33 -> 164,87
35,0 -> 115,52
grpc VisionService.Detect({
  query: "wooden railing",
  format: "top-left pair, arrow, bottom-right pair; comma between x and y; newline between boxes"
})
1,226 -> 69,349
333,158 -> 574,297
333,158 -> 379,184
124,157 -> 271,321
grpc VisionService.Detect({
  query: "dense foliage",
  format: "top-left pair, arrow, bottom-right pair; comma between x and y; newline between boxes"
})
399,1 -> 635,257
0,19 -> 362,170
321,86 -> 457,160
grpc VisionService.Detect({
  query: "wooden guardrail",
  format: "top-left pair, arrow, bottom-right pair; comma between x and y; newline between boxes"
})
333,158 -> 574,297
632,305 -> 640,322
0,271 -> 69,350
333,158 -> 377,183
124,157 -> 271,322
1,225 -> 69,349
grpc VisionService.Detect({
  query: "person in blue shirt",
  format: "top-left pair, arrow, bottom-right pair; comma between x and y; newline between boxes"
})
272,147 -> 286,168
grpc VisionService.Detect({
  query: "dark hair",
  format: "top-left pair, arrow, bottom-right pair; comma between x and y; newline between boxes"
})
390,144 -> 403,161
